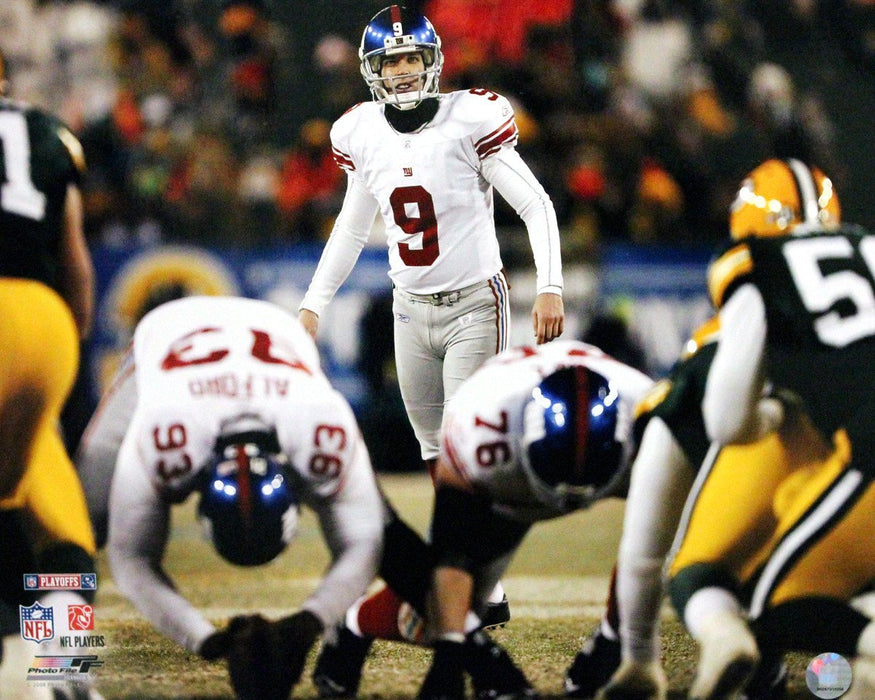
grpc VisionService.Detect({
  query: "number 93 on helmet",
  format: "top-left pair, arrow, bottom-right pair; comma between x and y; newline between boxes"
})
521,366 -> 628,513
198,421 -> 298,567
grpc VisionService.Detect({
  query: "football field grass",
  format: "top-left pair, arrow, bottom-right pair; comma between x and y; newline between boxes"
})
91,472 -> 815,698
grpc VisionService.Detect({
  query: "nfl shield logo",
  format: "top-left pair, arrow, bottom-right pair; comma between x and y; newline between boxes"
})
20,602 -> 54,643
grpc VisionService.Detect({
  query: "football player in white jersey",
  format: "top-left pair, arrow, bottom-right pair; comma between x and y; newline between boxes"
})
299,3 -> 564,475
303,6 -> 563,686
76,296 -> 400,698
419,340 -> 653,698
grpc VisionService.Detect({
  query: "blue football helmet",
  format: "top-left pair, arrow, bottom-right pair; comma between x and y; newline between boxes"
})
521,366 -> 626,512
359,5 -> 443,110
198,419 -> 298,566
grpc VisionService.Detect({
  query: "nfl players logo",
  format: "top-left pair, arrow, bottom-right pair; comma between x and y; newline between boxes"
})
68,604 -> 94,631
20,602 -> 54,643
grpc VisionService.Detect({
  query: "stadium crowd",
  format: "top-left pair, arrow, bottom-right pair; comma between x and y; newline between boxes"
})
2,0 -> 873,255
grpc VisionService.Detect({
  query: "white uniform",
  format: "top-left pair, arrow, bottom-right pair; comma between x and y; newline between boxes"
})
300,90 -> 563,460
441,340 -> 653,523
76,296 -> 387,654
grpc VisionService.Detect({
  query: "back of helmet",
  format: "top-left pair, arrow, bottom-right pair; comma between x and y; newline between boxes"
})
729,158 -> 841,240
521,365 -> 625,512
199,423 -> 298,566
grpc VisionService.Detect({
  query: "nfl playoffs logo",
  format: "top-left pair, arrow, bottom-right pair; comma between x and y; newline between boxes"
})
20,603 -> 54,643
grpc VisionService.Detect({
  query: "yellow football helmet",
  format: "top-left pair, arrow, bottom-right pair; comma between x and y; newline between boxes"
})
729,158 -> 840,240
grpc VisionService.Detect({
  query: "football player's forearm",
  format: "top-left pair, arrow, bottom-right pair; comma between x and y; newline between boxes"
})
300,181 -> 376,314
108,546 -> 215,652
484,149 -> 563,292
302,537 -> 381,628
61,184 -> 95,338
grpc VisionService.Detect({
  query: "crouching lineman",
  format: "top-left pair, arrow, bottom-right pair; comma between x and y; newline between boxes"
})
76,295 -> 405,699
670,158 -> 875,699
577,316 -> 813,700
418,340 -> 653,698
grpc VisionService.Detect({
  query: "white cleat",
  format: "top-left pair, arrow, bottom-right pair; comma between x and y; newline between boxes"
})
689,613 -> 759,700
596,659 -> 668,700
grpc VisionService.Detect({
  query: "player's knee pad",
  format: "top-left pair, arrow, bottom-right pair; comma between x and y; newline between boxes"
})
379,515 -> 435,614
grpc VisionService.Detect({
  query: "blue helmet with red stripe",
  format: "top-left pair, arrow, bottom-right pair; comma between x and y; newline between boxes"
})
198,418 -> 298,566
359,5 -> 443,110
521,366 -> 625,512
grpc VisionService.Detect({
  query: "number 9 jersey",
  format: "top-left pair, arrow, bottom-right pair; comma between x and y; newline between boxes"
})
323,88 -> 561,297
439,340 -> 653,522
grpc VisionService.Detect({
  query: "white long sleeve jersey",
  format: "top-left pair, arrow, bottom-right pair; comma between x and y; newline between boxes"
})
77,296 -> 386,653
300,89 -> 563,314
440,340 -> 653,522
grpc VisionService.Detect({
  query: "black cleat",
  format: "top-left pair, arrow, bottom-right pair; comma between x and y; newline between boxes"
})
564,629 -> 622,698
312,624 -> 373,698
466,630 -> 539,700
480,595 -> 511,630
741,653 -> 788,700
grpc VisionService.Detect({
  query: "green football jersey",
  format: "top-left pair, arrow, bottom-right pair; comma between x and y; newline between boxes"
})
0,97 -> 85,288
708,225 -> 875,446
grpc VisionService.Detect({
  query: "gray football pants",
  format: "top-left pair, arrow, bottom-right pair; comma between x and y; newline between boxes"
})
392,273 -> 510,461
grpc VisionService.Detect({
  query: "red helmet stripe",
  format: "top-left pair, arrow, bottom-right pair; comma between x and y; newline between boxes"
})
235,446 -> 253,522
573,367 -> 590,483
390,5 -> 402,24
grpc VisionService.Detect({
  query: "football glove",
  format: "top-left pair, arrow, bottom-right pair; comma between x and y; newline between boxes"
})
226,610 -> 323,700
198,628 -> 232,661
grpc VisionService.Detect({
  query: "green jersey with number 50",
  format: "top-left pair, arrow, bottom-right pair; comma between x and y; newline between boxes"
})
708,225 -> 875,440
0,97 -> 85,288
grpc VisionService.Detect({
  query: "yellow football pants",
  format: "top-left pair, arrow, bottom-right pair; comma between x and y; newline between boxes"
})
0,279 -> 95,555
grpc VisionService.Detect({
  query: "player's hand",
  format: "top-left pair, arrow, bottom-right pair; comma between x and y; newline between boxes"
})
225,610 -> 322,700
198,628 -> 231,661
532,293 -> 564,345
299,309 -> 319,340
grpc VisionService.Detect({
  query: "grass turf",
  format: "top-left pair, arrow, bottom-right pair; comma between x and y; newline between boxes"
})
86,473 -> 818,698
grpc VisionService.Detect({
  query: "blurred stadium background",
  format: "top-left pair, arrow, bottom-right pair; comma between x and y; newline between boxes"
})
2,1 -> 872,695
3,0 -> 871,463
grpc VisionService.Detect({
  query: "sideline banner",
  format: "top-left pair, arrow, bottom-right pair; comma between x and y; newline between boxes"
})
598,243 -> 713,376
88,242 -> 713,409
